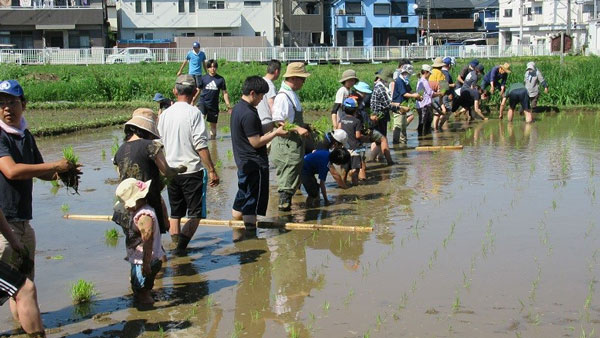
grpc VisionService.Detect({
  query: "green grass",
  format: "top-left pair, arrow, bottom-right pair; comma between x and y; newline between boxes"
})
70,279 -> 96,304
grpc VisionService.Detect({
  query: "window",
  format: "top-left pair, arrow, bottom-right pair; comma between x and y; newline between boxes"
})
178,0 -> 184,12
0,32 -> 10,45
244,1 -> 260,6
348,16 -> 356,23
374,4 -> 390,15
144,33 -> 153,40
179,32 -> 195,37
292,1 -> 319,15
401,16 -> 408,23
534,6 -> 542,15
208,1 -> 224,9
345,2 -> 361,15
214,32 -> 231,36
583,4 -> 594,13
255,32 -> 261,36
504,9 -> 512,17
391,1 -> 407,16
146,0 -> 152,13
135,0 -> 141,13
69,31 -> 90,48
189,0 -> 194,12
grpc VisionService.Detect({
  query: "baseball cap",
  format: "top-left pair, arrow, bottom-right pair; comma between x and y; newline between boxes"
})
343,97 -> 358,108
0,80 -> 24,97
192,42 -> 200,48
442,57 -> 453,66
153,93 -> 168,102
176,74 -> 196,87
469,59 -> 480,67
476,64 -> 485,73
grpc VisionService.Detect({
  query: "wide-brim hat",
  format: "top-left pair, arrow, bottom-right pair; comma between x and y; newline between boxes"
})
339,69 -> 359,83
353,81 -> 372,94
116,178 -> 152,209
283,62 -> 311,78
432,57 -> 445,68
500,62 -> 511,73
375,68 -> 394,83
422,64 -> 432,72
125,108 -> 160,138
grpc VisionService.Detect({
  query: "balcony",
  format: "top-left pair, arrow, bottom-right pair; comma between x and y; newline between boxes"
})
121,7 -> 241,29
336,15 -> 366,29
0,6 -> 104,26
419,18 -> 474,31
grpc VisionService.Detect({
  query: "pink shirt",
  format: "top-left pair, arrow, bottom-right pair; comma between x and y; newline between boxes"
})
416,77 -> 433,109
127,205 -> 166,264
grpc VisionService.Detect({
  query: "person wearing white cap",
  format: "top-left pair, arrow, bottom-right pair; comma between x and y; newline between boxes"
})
524,61 -> 548,112
416,64 -> 442,136
391,63 -> 421,144
176,41 -> 207,88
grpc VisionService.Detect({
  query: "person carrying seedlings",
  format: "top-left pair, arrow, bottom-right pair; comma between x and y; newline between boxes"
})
331,69 -> 359,128
114,178 -> 166,305
301,148 -> 350,207
113,108 -> 186,239
416,64 -> 442,136
524,61 -> 549,112
481,63 -> 511,96
339,98 -> 365,185
176,41 -> 207,86
153,93 -> 173,117
157,75 -> 219,255
452,85 -> 489,121
271,62 -> 311,211
256,59 -> 281,134
456,59 -> 479,89
498,83 -> 533,123
230,76 -> 287,241
0,208 -> 45,337
195,59 -> 232,140
429,57 -> 446,82
391,64 -> 421,144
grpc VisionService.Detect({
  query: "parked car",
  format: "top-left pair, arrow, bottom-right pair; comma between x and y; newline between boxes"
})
106,47 -> 155,64
0,44 -> 23,64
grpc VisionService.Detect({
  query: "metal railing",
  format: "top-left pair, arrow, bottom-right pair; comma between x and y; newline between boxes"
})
0,44 -> 555,65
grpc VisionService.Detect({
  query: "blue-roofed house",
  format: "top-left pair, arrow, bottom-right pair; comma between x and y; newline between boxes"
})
330,0 -> 419,47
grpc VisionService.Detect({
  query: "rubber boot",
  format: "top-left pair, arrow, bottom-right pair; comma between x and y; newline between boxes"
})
174,234 -> 191,256
278,191 -> 293,211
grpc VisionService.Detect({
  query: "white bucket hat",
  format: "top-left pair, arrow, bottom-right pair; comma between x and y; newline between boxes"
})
115,178 -> 152,209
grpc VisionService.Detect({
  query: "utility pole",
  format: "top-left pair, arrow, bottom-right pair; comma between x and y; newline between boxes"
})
279,0 -> 285,47
427,0 -> 431,45
566,0 -> 571,36
519,0 -> 523,45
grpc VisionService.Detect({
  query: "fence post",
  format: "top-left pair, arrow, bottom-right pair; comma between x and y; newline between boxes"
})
305,47 -> 309,62
164,49 -> 168,63
386,48 -> 390,61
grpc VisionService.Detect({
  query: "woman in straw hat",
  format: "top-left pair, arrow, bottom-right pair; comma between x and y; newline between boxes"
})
112,108 -> 186,237
481,63 -> 511,96
271,62 -> 311,211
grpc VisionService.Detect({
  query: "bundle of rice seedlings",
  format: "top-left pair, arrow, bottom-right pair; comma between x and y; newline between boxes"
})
60,146 -> 80,194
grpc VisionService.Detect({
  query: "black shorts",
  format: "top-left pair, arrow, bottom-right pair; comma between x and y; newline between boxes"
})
0,260 -> 26,305
301,174 -> 320,198
232,165 -> 269,216
167,170 -> 205,219
203,106 -> 219,124
509,88 -> 530,111
374,119 -> 388,138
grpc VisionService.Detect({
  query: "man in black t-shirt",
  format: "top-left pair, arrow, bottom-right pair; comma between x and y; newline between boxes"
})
230,76 -> 286,241
197,59 -> 232,140
452,86 -> 489,121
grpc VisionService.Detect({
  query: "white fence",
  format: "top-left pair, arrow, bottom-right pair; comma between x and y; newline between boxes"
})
0,45 -> 552,65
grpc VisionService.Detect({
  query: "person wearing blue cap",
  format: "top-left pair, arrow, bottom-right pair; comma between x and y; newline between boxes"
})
176,41 -> 207,88
338,97 -> 365,185
0,80 -> 79,336
153,93 -> 173,116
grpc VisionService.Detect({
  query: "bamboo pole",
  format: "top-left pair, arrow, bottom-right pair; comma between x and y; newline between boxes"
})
63,214 -> 372,232
415,145 -> 463,151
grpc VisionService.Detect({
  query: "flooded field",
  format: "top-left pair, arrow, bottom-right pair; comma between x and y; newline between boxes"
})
1,112 -> 600,337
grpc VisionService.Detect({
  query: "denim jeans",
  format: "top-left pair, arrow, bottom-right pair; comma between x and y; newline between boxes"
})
130,259 -> 162,292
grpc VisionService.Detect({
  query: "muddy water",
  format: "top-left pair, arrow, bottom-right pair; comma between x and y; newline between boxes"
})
1,112 -> 600,337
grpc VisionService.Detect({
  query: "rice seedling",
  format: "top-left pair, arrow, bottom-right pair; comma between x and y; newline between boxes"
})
308,116 -> 332,143
104,228 -> 119,241
206,295 -> 215,307
580,327 -> 595,338
101,148 -> 106,160
60,146 -> 80,194
215,159 -> 223,169
231,321 -> 243,338
376,314 -> 384,329
70,279 -> 96,304
250,310 -> 260,321
226,149 -> 233,161
220,126 -> 230,134
452,293 -> 461,313
111,136 -> 119,157
50,255 -> 64,260
60,203 -> 70,214
462,271 -> 471,289
322,300 -> 330,312
288,325 -> 299,338
363,330 -> 371,338
283,121 -> 299,131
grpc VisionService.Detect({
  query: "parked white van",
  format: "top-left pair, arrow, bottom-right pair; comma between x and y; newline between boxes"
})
106,47 -> 155,64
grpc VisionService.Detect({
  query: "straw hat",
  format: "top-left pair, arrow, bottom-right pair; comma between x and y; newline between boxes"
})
125,108 -> 159,138
432,57 -> 445,68
339,69 -> 359,83
500,63 -> 512,73
116,178 -> 152,209
283,62 -> 311,78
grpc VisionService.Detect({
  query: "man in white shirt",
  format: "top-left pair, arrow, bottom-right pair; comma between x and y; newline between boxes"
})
256,59 -> 281,134
157,74 -> 219,255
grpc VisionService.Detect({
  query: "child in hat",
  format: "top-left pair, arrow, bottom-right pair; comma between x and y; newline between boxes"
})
115,178 -> 166,305
301,148 -> 350,207
338,98 -> 365,185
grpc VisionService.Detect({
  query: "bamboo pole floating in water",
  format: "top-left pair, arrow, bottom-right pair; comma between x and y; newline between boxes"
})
62,214 -> 372,232
414,145 -> 463,151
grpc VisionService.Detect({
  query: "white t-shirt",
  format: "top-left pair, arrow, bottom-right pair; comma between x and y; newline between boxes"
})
157,101 -> 208,173
334,86 -> 350,123
272,85 -> 301,123
256,77 -> 277,126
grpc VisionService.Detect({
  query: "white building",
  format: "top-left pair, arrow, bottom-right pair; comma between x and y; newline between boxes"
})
118,0 -> 274,46
498,0 -> 599,52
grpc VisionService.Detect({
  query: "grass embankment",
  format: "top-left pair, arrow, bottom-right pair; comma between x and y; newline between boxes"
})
3,56 -> 598,135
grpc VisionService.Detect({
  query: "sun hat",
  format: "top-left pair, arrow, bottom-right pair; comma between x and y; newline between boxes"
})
0,80 -> 24,97
283,62 -> 311,78
125,108 -> 160,138
153,93 -> 168,102
176,74 -> 196,87
331,129 -> 348,145
192,42 -> 200,48
116,178 -> 152,209
343,97 -> 358,108
421,64 -> 432,72
400,64 -> 414,75
469,59 -> 480,67
500,62 -> 511,73
526,61 -> 536,71
339,69 -> 359,83
442,57 -> 453,66
432,57 -> 445,68
374,68 -> 394,83
353,81 -> 372,94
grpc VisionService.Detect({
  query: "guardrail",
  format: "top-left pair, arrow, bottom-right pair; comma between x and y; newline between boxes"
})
0,45 -> 553,65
